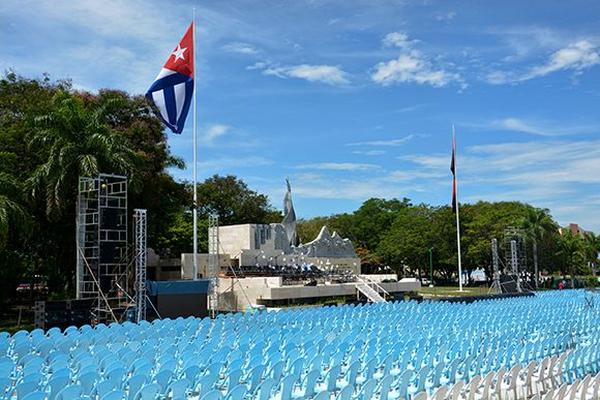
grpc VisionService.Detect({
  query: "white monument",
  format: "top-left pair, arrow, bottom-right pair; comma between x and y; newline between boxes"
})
216,180 -> 361,274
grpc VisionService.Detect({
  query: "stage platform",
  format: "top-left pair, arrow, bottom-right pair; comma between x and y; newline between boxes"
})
218,274 -> 421,310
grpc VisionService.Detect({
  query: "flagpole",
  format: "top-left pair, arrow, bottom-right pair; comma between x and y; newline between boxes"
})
453,124 -> 463,291
192,8 -> 198,281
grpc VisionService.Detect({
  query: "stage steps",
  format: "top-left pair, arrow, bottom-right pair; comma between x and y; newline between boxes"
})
355,276 -> 387,303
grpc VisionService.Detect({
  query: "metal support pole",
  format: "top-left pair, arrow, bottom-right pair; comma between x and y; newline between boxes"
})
533,240 -> 539,289
428,248 -> 434,288
511,239 -> 521,293
192,8 -> 198,281
134,209 -> 147,322
208,214 -> 220,317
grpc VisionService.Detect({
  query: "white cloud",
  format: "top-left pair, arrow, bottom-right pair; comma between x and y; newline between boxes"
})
489,26 -> 566,61
473,117 -> 600,136
435,11 -> 456,22
352,150 -> 387,156
528,40 -> 600,77
295,162 -> 380,171
203,124 -> 231,145
347,134 -> 414,147
289,173 -> 425,201
372,33 -> 464,88
487,40 -> 600,84
372,53 -> 462,87
246,62 -> 268,70
382,32 -> 414,49
400,139 -> 600,229
396,104 -> 428,113
198,156 -> 273,172
222,42 -> 259,55
261,64 -> 350,86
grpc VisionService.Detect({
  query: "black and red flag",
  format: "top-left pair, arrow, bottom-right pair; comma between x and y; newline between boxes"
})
450,132 -> 457,213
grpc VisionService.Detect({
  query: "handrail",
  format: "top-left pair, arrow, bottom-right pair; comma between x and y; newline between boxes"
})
357,274 -> 390,298
354,276 -> 386,303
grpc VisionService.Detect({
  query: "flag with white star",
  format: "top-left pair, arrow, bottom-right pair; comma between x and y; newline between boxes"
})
146,22 -> 194,134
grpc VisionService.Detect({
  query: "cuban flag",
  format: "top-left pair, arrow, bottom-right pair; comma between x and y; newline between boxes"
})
146,22 -> 194,134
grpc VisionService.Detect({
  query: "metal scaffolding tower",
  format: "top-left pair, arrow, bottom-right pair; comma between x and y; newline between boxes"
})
489,238 -> 502,293
504,226 -> 527,273
134,209 -> 147,323
510,240 -> 522,292
208,214 -> 220,317
76,174 -> 128,322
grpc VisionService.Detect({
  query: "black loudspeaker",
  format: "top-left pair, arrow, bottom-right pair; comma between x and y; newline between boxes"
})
500,274 -> 519,293
34,299 -> 95,330
99,242 -> 126,264
100,207 -> 126,230
147,280 -> 209,319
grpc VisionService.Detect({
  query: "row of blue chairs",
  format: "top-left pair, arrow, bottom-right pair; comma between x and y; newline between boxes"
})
1,290 -> 599,399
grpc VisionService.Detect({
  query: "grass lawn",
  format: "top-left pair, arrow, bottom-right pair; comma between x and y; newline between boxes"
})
0,307 -> 34,334
418,285 -> 491,298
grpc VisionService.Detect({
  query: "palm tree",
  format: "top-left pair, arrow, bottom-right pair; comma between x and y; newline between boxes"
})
583,232 -> 600,277
521,207 -> 558,288
557,230 -> 585,288
0,171 -> 31,244
28,92 -> 139,218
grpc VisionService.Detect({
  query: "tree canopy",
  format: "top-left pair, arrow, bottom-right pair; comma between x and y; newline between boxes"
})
0,73 -> 279,302
1,72 -> 598,303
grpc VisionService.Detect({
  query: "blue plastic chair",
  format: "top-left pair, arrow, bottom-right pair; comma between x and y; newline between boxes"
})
357,378 -> 376,400
77,371 -> 100,394
255,377 -> 276,400
21,390 -> 47,400
55,384 -> 83,400
166,378 -> 190,399
95,380 -> 117,399
101,389 -> 126,400
313,391 -> 330,400
126,375 -> 148,400
278,374 -> 298,400
47,375 -> 70,400
134,382 -> 161,400
152,369 -> 173,392
200,389 -> 223,400
336,385 -> 353,400
16,381 -> 39,399
225,384 -> 247,400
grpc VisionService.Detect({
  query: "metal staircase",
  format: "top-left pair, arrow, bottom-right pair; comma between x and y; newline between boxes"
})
354,275 -> 387,303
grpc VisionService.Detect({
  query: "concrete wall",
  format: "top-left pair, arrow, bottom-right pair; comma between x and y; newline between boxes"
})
217,275 -> 421,311
181,253 -> 231,279
216,225 -> 253,258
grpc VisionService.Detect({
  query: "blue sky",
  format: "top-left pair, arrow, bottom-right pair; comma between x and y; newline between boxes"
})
2,0 -> 600,230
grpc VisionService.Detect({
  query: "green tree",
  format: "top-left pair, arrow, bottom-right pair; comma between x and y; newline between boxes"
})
28,91 -> 140,218
556,230 -> 586,288
429,206 -> 457,280
196,175 -> 281,225
520,207 -> 558,287
0,171 -> 30,244
0,73 -> 189,296
376,205 -> 433,278
583,232 -> 600,277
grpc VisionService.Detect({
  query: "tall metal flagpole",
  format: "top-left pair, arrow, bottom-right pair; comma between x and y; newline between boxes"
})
192,8 -> 198,281
453,125 -> 464,291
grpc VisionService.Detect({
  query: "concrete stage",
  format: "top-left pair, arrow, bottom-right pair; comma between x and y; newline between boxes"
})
218,274 -> 421,310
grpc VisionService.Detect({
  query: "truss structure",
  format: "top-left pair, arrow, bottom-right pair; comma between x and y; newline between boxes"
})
208,214 -> 220,317
134,209 -> 147,322
489,238 -> 502,294
76,174 -> 128,322
504,226 -> 527,273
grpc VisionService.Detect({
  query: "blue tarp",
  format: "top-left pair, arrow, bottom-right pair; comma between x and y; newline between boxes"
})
146,280 -> 210,295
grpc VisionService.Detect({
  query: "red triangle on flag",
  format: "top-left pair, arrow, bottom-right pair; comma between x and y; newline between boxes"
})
163,22 -> 194,78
